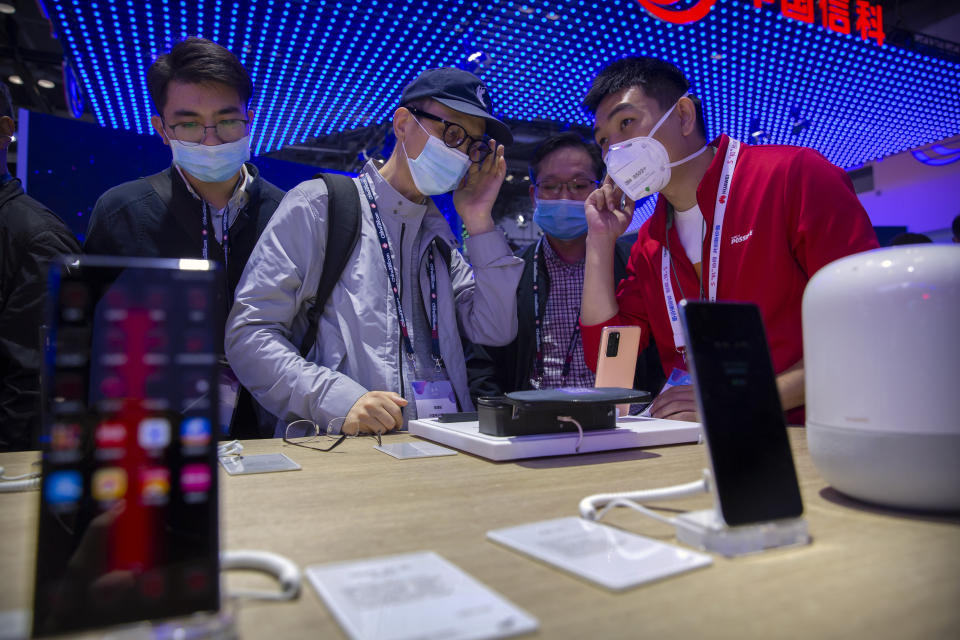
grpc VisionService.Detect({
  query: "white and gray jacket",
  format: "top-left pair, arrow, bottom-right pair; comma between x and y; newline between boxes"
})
225,161 -> 523,435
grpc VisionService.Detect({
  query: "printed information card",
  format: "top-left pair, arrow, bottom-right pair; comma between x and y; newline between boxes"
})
306,551 -> 538,640
487,516 -> 712,591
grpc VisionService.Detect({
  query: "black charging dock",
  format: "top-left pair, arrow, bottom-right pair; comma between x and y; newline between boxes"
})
478,387 -> 652,437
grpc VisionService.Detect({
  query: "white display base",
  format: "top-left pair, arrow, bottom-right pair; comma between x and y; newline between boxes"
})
409,416 -> 701,461
674,509 -> 810,557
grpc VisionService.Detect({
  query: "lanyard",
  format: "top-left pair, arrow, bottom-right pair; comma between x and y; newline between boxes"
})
359,174 -> 443,372
532,237 -> 582,388
661,138 -> 741,353
200,202 -> 231,271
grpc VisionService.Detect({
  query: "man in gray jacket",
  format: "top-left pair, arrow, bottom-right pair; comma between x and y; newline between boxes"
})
225,68 -> 523,437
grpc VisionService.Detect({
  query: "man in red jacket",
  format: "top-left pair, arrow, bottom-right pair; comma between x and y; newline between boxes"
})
579,57 -> 879,423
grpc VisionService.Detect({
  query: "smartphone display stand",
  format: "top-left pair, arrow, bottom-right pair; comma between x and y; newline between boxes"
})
673,508 -> 810,558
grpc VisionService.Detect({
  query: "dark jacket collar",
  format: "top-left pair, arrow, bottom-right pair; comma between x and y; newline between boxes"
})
0,176 -> 25,210
163,162 -> 263,241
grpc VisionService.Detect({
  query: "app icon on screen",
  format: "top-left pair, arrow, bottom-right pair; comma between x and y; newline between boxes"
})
100,375 -> 128,399
51,423 -> 82,451
181,464 -> 211,494
54,373 -> 85,404
92,467 -> 127,501
183,567 -> 211,595
95,422 -> 127,448
139,570 -> 167,600
138,417 -> 171,449
140,467 -> 171,506
60,282 -> 89,322
45,471 -> 83,505
180,417 -> 211,448
183,329 -> 209,354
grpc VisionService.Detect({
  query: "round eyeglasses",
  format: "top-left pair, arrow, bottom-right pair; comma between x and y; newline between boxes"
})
165,118 -> 250,146
407,107 -> 493,164
283,418 -> 382,452
534,179 -> 602,199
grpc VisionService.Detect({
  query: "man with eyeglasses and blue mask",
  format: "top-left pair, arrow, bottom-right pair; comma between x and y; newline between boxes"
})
225,67 -> 523,438
579,56 -> 878,425
467,132 -> 663,398
85,37 -> 285,438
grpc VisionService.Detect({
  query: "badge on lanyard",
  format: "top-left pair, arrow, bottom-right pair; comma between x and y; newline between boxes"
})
412,380 -> 458,419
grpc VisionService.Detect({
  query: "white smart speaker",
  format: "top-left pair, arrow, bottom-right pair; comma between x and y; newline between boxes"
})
803,244 -> 960,511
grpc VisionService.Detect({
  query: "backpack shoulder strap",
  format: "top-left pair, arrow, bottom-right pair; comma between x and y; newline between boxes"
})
433,238 -> 453,267
144,171 -> 174,207
298,173 -> 362,357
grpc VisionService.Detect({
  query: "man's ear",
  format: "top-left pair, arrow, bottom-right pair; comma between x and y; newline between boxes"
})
676,97 -> 698,138
529,183 -> 537,207
392,107 -> 411,143
246,108 -> 255,132
150,115 -> 170,145
0,115 -> 15,139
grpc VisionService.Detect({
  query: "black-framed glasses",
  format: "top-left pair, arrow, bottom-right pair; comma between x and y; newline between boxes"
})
407,107 -> 493,164
282,418 -> 382,452
164,118 -> 250,146
534,179 -> 602,199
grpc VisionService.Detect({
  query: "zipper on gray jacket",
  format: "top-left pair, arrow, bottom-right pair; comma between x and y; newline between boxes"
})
397,223 -> 406,401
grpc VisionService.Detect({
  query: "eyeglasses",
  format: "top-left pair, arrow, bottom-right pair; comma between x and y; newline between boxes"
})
407,108 -> 493,164
282,418 -> 382,452
535,179 -> 602,199
164,118 -> 250,146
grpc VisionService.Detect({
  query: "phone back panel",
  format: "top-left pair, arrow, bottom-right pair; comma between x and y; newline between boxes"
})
595,326 -> 641,416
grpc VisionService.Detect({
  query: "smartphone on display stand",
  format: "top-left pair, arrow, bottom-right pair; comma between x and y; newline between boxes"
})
32,256 -> 223,637
594,326 -> 641,417
679,300 -> 804,527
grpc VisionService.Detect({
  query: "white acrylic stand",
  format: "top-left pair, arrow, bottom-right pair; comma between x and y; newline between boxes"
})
673,509 -> 810,557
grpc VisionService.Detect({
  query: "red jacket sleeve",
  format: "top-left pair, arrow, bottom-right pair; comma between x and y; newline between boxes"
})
787,149 -> 879,278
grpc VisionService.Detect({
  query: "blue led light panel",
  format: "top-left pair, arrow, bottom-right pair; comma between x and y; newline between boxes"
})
45,0 -> 960,168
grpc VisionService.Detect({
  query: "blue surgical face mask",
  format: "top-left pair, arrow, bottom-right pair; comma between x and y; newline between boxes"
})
533,198 -> 589,240
170,135 -> 251,183
403,117 -> 472,196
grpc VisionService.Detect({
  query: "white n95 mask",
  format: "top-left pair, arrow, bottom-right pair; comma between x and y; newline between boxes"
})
403,117 -> 472,195
603,93 -> 707,201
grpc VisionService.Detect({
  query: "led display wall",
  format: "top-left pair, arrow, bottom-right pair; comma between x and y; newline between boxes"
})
43,0 -> 960,170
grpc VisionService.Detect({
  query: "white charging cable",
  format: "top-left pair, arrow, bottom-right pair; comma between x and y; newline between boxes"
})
556,416 -> 585,452
0,465 -> 41,493
220,550 -> 301,601
578,471 -> 711,521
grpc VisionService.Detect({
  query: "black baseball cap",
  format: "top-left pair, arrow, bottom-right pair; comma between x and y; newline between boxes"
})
400,67 -> 513,145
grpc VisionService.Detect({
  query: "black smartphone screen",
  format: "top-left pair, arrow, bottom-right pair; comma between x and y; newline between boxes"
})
680,301 -> 803,527
32,257 -> 222,637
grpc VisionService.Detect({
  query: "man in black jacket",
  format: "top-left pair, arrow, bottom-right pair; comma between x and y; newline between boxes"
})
0,81 -> 81,451
84,38 -> 284,437
467,133 -> 663,400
